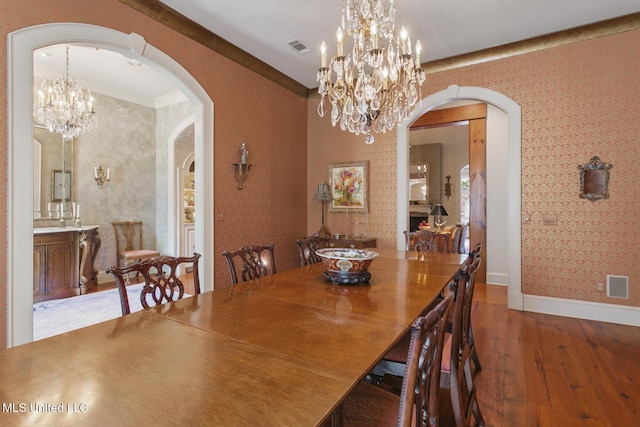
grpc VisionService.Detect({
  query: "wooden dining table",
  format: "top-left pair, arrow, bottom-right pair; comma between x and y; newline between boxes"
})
0,249 -> 467,426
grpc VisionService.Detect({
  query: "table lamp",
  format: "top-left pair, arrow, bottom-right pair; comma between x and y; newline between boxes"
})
313,182 -> 333,237
430,204 -> 449,230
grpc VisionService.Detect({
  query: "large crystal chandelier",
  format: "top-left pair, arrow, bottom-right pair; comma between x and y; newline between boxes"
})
317,0 -> 425,144
34,46 -> 97,139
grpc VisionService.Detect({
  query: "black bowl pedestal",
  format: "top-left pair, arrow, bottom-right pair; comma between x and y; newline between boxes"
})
322,270 -> 371,286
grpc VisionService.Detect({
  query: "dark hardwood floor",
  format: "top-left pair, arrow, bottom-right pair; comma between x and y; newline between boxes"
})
472,283 -> 640,427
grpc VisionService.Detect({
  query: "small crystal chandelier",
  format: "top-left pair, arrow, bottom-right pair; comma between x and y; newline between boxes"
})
34,46 -> 97,139
317,0 -> 425,144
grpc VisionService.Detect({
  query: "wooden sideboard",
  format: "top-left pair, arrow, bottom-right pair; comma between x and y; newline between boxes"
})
33,226 -> 101,303
328,237 -> 377,249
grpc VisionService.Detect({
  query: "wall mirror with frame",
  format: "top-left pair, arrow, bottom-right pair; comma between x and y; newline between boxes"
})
33,125 -> 74,219
409,142 -> 441,206
409,163 -> 430,204
578,156 -> 612,202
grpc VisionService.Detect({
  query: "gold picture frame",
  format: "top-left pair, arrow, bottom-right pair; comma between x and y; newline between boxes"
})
51,169 -> 72,202
328,161 -> 368,212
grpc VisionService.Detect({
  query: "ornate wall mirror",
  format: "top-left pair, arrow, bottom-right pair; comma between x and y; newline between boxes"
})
578,156 -> 612,202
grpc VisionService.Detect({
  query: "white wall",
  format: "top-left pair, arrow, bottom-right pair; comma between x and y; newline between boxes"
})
486,104 -> 509,285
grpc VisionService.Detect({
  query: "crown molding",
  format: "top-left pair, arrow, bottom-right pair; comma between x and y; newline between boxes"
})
119,1 -> 639,100
424,12 -> 640,74
308,13 -> 640,99
118,0 -> 309,98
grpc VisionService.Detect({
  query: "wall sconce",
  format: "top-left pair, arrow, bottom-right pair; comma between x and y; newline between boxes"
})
94,165 -> 110,186
444,175 -> 452,200
232,143 -> 251,189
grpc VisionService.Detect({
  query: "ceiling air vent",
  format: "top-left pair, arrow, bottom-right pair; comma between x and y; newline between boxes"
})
287,39 -> 310,54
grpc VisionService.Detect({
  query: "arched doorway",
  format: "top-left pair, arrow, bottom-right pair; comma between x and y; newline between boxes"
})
167,116 -> 196,258
396,85 -> 523,310
7,23 -> 214,347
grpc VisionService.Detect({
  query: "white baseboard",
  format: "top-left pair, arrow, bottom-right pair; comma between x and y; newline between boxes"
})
486,272 -> 508,286
523,294 -> 640,327
508,290 -> 524,310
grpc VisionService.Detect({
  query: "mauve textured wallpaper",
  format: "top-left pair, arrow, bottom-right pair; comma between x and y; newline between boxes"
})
307,30 -> 640,307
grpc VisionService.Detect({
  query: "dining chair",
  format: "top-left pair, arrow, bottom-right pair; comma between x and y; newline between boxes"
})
378,258 -> 485,426
295,236 -> 329,266
106,253 -> 201,315
443,258 -> 486,427
463,244 -> 483,373
457,223 -> 469,254
341,284 -> 456,427
222,243 -> 276,285
430,232 -> 452,254
403,230 -> 433,252
423,247 -> 483,376
383,257 -> 482,370
112,221 -> 160,284
450,225 -> 462,254
380,265 -> 465,366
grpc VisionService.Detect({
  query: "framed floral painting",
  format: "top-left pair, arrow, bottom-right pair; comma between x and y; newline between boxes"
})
328,161 -> 368,212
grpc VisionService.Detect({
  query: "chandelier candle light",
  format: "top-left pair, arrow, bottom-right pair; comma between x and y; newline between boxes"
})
317,0 -> 425,144
35,46 -> 97,139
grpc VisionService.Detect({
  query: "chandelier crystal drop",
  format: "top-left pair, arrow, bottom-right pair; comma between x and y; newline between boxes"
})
34,46 -> 97,139
317,0 -> 425,144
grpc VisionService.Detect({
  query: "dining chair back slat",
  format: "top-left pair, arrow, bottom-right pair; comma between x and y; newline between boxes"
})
403,230 -> 435,252
296,236 -> 329,266
222,243 -> 276,285
446,258 -> 486,427
106,253 -> 201,315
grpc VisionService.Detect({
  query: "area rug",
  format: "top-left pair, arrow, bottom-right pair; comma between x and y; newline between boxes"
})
33,285 -> 146,341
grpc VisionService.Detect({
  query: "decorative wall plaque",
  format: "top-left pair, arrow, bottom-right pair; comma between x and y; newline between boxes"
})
578,156 -> 612,202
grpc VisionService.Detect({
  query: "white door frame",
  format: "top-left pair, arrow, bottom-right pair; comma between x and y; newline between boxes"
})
396,85 -> 523,310
7,23 -> 215,347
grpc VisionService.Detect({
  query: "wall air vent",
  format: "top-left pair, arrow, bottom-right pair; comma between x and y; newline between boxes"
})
606,275 -> 629,299
287,39 -> 310,54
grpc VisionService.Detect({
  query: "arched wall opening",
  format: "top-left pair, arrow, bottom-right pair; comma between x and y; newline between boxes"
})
396,85 -> 523,310
7,23 -> 214,347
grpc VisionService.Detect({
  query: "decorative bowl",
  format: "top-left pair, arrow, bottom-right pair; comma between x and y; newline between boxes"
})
315,248 -> 379,285
418,225 -> 430,231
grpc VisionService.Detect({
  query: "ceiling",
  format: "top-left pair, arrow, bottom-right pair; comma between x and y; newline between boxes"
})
33,0 -> 640,104
33,44 -> 184,108
157,0 -> 639,89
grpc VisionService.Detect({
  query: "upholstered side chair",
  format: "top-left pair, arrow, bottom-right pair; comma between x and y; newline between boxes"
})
112,221 -> 160,284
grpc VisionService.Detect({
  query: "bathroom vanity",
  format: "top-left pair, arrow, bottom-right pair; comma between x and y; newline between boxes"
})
33,226 -> 101,303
